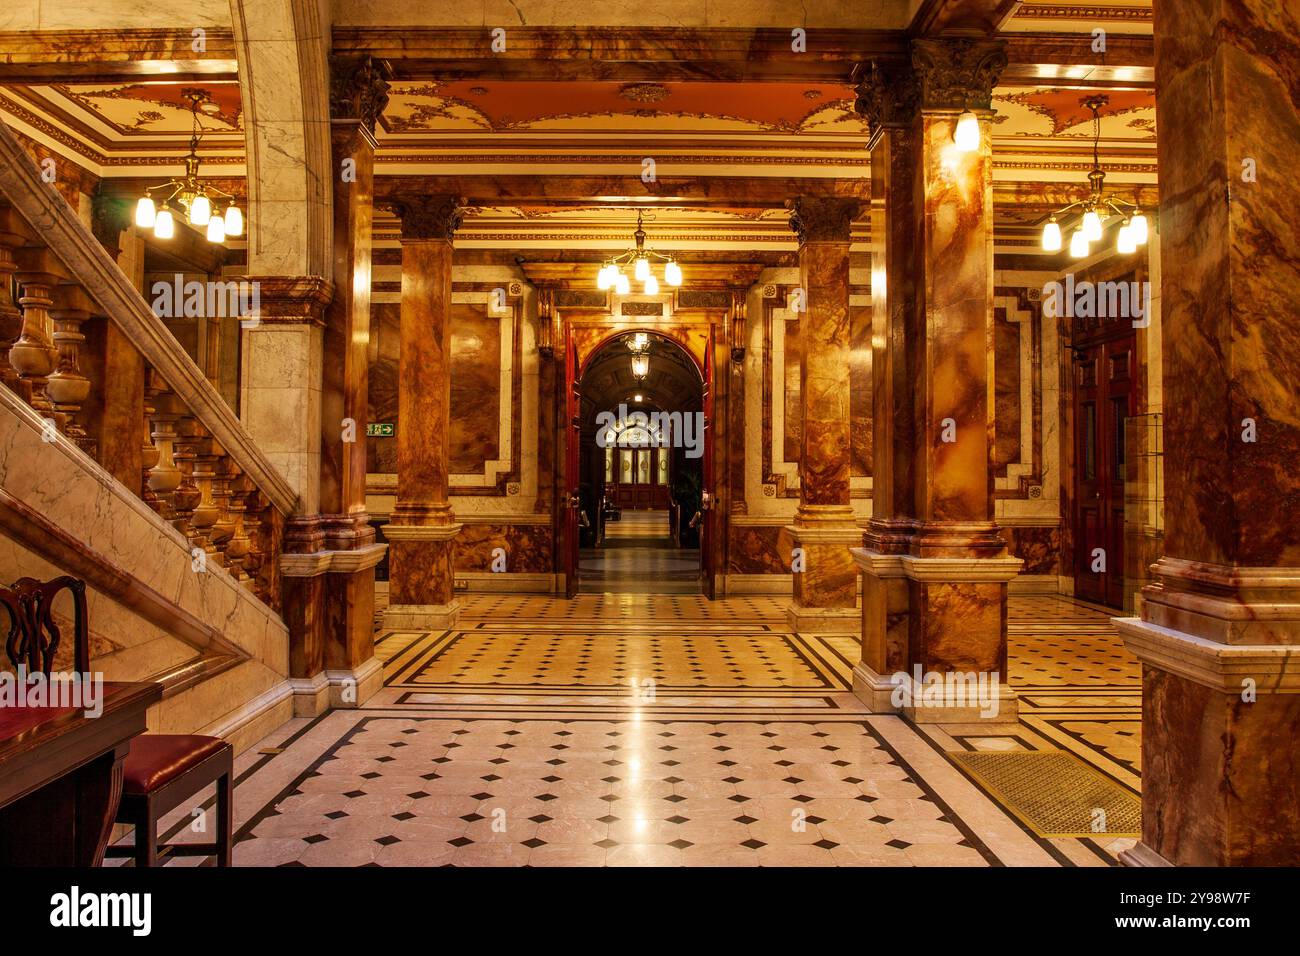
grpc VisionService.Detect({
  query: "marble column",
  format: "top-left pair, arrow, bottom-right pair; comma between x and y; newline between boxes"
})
1114,0 -> 1300,867
854,62 -> 921,707
381,195 -> 464,629
784,196 -> 862,633
851,39 -> 1022,722
280,57 -> 390,713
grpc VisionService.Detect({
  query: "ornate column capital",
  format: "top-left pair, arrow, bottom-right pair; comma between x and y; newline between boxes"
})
786,197 -> 862,246
853,59 -> 920,146
910,37 -> 1007,111
391,195 -> 466,242
328,55 -> 392,136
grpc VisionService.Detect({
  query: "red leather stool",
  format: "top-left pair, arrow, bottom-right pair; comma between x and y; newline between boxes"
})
108,734 -> 234,867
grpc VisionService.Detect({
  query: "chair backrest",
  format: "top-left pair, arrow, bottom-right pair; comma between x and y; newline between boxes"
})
0,576 -> 89,676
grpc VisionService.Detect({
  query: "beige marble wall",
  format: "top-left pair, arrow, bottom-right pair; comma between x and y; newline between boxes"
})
240,322 -> 324,514
231,0 -> 332,279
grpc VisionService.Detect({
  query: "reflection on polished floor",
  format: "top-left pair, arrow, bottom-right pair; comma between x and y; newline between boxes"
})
579,510 -> 701,594
144,593 -> 1141,866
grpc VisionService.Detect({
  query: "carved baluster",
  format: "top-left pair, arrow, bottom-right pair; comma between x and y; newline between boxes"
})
0,239 -> 25,397
48,288 -> 94,452
170,410 -> 203,539
242,486 -> 267,597
10,270 -> 60,420
208,453 -> 237,568
189,433 -> 223,561
224,470 -> 252,585
141,367 -> 162,512
146,375 -> 183,516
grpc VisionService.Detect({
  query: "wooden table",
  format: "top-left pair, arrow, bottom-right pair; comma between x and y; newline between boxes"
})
0,681 -> 162,866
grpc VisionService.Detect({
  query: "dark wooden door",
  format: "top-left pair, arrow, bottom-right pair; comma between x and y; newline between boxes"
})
563,328 -> 580,598
701,324 -> 716,599
1072,333 -> 1136,607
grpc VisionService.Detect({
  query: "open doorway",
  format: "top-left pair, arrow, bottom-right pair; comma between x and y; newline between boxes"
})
568,330 -> 708,595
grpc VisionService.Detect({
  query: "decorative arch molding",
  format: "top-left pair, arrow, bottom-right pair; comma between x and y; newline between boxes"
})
229,0 -> 332,277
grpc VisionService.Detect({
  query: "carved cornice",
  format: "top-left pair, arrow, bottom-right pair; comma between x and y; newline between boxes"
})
911,37 -> 1007,111
329,55 -> 392,135
391,195 -> 465,242
786,197 -> 861,245
853,59 -> 919,144
237,275 -> 335,327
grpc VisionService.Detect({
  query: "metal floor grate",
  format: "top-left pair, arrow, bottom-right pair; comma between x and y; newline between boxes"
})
948,750 -> 1141,838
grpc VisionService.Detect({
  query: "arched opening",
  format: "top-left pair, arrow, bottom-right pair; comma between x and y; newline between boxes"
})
574,330 -> 706,594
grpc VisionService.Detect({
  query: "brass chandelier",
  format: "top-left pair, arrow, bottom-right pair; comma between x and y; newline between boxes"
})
134,89 -> 243,244
1040,96 -> 1148,258
596,211 -> 683,295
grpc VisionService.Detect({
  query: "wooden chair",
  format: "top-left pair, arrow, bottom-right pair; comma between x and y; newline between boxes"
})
1,575 -> 232,866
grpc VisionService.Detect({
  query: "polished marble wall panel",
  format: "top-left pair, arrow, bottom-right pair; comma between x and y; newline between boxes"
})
454,522 -> 553,574
366,301 -> 400,474
727,524 -> 790,574
993,307 -> 1022,472
783,313 -> 802,463
368,300 -> 503,478
1005,526 -> 1060,575
850,302 -> 873,478
449,302 -> 501,473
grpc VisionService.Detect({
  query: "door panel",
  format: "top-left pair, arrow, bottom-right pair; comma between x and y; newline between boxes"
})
701,324 -> 715,599
1072,333 -> 1136,607
563,328 -> 580,598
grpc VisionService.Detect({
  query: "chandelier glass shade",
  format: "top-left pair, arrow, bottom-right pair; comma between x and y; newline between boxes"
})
135,90 -> 242,245
1040,96 -> 1148,259
596,211 -> 683,295
626,332 -> 651,381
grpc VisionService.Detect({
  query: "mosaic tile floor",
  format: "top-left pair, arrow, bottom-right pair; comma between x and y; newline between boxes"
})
137,593 -> 1141,867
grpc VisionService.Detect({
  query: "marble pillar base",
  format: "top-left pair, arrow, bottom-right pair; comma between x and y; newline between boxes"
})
281,541 -> 387,717
287,672 -> 331,718
786,603 -> 859,634
899,677 -> 1020,724
786,515 -> 861,630
851,661 -> 901,712
325,655 -> 384,709
384,520 -> 462,615
851,548 -> 1023,722
852,548 -> 910,691
1114,613 -> 1300,866
383,600 -> 462,631
1119,842 -> 1173,868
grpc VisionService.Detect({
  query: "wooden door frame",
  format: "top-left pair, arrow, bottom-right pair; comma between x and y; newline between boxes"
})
561,325 -> 712,597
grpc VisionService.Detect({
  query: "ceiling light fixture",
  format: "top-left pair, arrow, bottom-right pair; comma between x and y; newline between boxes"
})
1040,95 -> 1148,258
134,89 -> 242,245
626,332 -> 652,382
596,210 -> 683,296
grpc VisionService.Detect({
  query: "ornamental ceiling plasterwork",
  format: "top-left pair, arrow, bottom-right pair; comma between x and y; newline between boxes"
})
380,81 -> 862,136
0,80 -> 244,168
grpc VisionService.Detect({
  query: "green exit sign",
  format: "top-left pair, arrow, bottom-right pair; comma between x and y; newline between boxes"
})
367,423 -> 395,437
